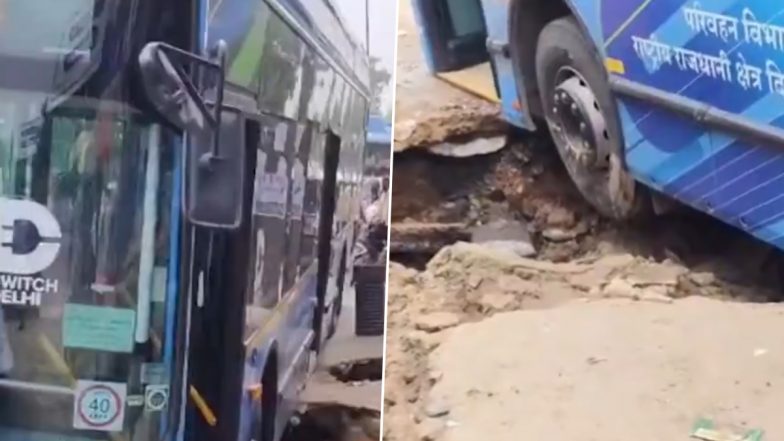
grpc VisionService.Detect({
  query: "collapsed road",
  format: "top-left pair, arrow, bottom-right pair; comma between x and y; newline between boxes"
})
386,133 -> 784,441
283,284 -> 383,441
386,1 -> 784,439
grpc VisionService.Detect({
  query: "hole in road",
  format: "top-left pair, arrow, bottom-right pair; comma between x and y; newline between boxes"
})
329,358 -> 383,382
283,404 -> 380,441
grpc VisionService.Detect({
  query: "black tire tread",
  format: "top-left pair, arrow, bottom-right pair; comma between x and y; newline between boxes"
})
534,16 -> 649,220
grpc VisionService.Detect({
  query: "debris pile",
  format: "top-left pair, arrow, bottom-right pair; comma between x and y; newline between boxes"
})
384,242 -> 784,441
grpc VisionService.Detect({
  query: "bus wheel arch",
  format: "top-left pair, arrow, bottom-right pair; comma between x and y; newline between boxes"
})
509,0 -> 573,119
533,16 -> 650,220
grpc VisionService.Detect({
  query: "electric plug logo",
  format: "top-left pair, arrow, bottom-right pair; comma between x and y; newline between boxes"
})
0,197 -> 62,275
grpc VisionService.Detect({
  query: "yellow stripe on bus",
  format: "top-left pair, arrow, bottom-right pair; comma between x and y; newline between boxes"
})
190,385 -> 218,427
605,57 -> 626,74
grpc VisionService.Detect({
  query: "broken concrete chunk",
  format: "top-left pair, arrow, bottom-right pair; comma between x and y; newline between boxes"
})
542,227 -> 579,242
639,286 -> 675,304
625,262 -> 687,286
466,274 -> 484,289
424,398 -> 450,418
402,330 -> 441,353
496,275 -> 539,295
428,136 -> 507,158
415,312 -> 461,333
479,291 -> 517,312
476,240 -> 537,258
603,277 -> 640,300
545,206 -> 578,229
689,271 -> 717,287
471,219 -> 532,243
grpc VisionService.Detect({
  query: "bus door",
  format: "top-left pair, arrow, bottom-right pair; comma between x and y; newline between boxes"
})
0,97 -> 179,441
604,1 -> 784,241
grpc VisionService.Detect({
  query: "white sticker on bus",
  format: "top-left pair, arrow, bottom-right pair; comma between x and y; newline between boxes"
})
73,380 -> 127,432
0,198 -> 62,307
254,159 -> 290,219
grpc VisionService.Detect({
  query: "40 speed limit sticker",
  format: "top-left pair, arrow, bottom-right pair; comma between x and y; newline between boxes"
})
73,380 -> 127,432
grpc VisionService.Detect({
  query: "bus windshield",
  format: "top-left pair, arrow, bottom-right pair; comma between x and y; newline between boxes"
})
0,91 -> 177,440
0,0 -> 95,60
0,0 -> 104,109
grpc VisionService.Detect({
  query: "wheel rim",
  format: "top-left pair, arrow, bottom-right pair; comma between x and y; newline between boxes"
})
550,67 -> 612,170
545,66 -> 639,218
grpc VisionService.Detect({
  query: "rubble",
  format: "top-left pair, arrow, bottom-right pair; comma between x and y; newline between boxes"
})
384,239 -> 784,441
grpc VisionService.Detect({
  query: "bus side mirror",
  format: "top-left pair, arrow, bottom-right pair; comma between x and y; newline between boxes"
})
185,107 -> 245,229
138,40 -> 244,230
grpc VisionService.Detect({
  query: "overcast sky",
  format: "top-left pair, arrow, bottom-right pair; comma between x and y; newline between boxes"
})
332,0 -> 397,117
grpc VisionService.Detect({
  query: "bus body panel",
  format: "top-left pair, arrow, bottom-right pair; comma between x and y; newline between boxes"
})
205,1 -> 369,440
602,1 -> 784,246
480,0 -> 534,128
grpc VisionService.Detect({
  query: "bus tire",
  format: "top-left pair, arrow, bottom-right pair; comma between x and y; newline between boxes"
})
535,17 -> 650,220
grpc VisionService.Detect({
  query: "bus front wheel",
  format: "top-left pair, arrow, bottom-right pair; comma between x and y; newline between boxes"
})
535,17 -> 649,221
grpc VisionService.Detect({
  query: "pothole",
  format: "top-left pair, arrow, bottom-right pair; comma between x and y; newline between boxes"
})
283,404 -> 380,441
328,358 -> 383,383
390,131 -> 784,299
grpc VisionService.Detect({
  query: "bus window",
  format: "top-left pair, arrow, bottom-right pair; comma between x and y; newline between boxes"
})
257,9 -> 306,120
299,132 -> 326,276
250,120 -> 294,310
282,124 -> 312,292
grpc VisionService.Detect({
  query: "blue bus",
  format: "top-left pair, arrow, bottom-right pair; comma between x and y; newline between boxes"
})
413,0 -> 784,246
0,1 -> 371,440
